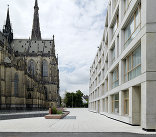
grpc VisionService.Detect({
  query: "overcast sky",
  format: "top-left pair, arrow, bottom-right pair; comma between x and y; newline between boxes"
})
0,0 -> 108,97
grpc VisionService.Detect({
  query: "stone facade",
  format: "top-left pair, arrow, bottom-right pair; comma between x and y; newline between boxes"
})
0,0 -> 60,110
89,0 -> 156,131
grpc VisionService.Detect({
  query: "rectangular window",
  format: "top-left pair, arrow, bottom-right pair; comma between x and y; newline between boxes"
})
124,5 -> 141,49
102,68 -> 105,79
112,94 -> 119,113
102,84 -> 104,95
124,90 -> 129,115
124,45 -> 141,82
113,15 -> 119,35
98,74 -> 100,83
112,46 -> 115,63
117,36 -> 119,57
106,79 -> 108,92
112,66 -> 119,88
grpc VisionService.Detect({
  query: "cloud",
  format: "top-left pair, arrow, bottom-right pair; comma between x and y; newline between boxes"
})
0,0 -> 108,97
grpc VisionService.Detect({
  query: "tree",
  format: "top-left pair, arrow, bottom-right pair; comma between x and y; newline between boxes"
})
64,92 -> 72,107
64,90 -> 84,108
75,90 -> 83,107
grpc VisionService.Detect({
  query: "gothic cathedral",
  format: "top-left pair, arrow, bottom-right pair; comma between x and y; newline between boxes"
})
0,0 -> 60,110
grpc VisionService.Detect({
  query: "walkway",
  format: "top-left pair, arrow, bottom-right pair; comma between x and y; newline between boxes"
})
0,108 -> 155,134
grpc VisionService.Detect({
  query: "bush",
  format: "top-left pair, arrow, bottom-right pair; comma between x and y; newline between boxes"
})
51,107 -> 63,114
52,106 -> 57,114
57,110 -> 63,114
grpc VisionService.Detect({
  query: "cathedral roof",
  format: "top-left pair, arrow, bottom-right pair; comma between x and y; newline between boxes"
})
12,39 -> 55,56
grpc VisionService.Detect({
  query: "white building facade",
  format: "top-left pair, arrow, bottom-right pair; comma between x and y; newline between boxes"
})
89,0 -> 156,131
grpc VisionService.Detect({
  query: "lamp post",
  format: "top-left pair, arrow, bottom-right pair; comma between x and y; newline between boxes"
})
72,94 -> 73,108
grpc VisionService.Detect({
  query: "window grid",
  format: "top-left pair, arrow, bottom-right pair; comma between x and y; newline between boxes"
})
124,90 -> 129,115
112,46 -> 116,63
112,15 -> 119,37
106,79 -> 108,92
124,5 -> 141,49
112,66 -> 119,89
112,94 -> 119,113
124,46 -> 141,82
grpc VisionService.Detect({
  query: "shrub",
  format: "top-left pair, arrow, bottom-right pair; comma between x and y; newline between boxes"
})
52,106 -> 57,114
51,107 -> 63,114
57,110 -> 63,114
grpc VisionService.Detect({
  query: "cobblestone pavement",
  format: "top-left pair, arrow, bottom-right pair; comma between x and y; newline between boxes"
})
0,108 -> 155,134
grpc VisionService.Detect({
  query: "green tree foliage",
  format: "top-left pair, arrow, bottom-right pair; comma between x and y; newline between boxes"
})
64,90 -> 84,108
75,90 -> 83,107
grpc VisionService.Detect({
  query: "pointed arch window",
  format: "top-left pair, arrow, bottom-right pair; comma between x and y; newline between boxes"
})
26,79 -> 30,88
42,60 -> 48,77
14,73 -> 19,97
28,92 -> 31,99
28,60 -> 36,76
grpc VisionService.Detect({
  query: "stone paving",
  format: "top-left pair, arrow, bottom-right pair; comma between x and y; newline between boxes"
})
0,108 -> 155,134
0,111 -> 48,120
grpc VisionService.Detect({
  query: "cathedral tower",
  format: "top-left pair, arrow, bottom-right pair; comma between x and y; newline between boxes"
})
3,5 -> 13,44
31,0 -> 41,40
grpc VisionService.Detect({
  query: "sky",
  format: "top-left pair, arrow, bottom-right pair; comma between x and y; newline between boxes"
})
0,0 -> 108,97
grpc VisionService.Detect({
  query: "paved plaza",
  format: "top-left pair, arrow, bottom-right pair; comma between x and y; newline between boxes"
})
0,133 -> 155,137
0,108 -> 155,134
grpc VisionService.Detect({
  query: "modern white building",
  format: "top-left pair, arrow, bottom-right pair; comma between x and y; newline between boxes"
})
89,0 -> 156,131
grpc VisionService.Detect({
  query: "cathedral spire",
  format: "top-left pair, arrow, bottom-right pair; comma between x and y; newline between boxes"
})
53,35 -> 55,46
6,5 -> 11,27
35,0 -> 38,7
3,5 -> 13,44
31,0 -> 41,40
51,35 -> 56,55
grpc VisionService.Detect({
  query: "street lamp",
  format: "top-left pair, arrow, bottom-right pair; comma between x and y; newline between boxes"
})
72,94 -> 73,108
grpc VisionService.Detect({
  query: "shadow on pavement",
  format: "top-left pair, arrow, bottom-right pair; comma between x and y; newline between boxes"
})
63,116 -> 76,119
